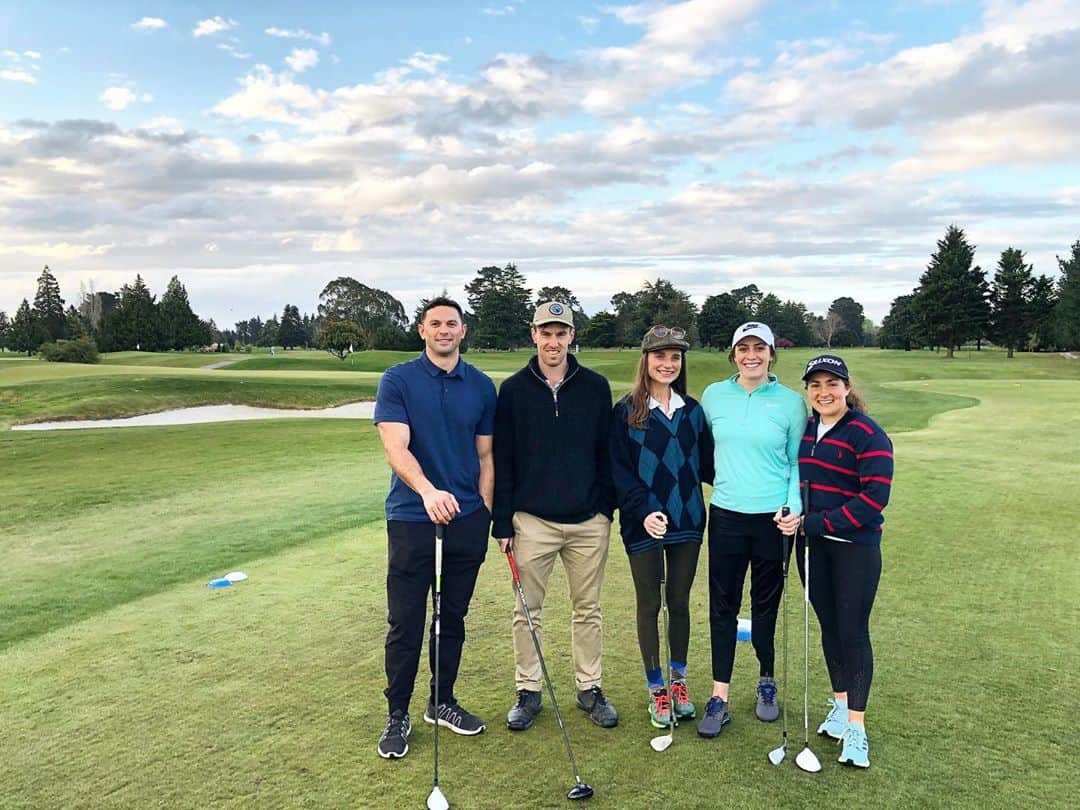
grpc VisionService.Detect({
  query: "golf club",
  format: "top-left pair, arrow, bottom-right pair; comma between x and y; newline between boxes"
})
506,548 -> 595,801
649,539 -> 675,753
795,484 -> 822,774
768,507 -> 791,766
427,524 -> 450,810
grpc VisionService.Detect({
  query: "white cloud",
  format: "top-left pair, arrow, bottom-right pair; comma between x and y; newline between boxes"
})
285,48 -> 319,73
482,5 -> 517,16
193,17 -> 237,38
219,40 -> 252,60
100,86 -> 153,110
23,50 -> 41,59
580,16 -> 599,33
132,17 -> 167,31
405,51 -> 449,74
141,116 -> 183,133
1,70 -> 36,84
204,242 -> 220,252
265,27 -> 331,46
0,241 -> 114,259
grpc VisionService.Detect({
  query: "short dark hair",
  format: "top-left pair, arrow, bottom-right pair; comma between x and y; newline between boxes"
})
421,296 -> 464,321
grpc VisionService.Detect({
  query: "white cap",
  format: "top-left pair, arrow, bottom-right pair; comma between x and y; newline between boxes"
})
731,321 -> 775,348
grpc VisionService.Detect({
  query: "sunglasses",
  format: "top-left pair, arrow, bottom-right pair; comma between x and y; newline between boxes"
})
648,325 -> 686,339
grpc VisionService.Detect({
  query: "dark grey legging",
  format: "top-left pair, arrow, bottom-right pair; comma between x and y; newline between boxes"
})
627,541 -> 701,673
796,535 -> 881,712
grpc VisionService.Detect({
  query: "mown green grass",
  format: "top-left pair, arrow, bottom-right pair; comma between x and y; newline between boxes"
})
99,351 -> 236,368
0,351 -> 1076,808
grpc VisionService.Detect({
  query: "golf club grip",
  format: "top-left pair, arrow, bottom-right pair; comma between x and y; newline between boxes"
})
506,548 -> 521,584
435,524 -> 445,539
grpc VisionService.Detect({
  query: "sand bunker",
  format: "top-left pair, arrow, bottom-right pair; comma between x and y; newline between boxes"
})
13,402 -> 375,431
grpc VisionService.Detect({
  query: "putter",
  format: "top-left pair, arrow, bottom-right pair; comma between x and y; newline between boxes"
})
427,524 -> 450,810
506,549 -> 595,801
650,540 -> 676,753
768,507 -> 792,766
794,484 -> 822,774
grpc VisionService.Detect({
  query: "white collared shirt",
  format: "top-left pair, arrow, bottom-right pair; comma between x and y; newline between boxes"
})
649,390 -> 685,420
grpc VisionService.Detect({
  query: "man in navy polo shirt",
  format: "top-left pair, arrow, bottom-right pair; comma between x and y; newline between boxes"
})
373,296 -> 497,760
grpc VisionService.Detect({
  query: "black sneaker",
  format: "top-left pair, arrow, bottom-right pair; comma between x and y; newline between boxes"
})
507,689 -> 542,731
377,710 -> 411,759
576,686 -> 618,728
423,700 -> 486,736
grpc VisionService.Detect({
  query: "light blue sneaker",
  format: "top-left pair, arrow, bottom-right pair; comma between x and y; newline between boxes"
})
838,723 -> 870,768
817,698 -> 848,739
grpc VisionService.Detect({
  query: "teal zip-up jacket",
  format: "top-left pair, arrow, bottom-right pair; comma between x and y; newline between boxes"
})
700,373 -> 807,515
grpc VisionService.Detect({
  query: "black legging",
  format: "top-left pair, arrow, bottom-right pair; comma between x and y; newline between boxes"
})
627,541 -> 701,674
707,508 -> 789,682
796,534 -> 881,712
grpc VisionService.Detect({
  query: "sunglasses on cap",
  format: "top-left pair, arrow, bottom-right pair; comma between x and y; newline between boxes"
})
648,325 -> 686,339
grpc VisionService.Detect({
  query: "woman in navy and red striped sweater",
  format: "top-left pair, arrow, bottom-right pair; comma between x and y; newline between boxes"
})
789,354 -> 893,770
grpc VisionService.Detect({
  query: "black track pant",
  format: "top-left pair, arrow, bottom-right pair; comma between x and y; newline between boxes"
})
383,507 -> 489,715
707,507 -> 790,682
796,534 -> 881,712
627,541 -> 701,674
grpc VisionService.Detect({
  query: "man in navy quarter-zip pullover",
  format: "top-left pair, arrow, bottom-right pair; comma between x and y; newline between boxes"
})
493,301 -> 618,731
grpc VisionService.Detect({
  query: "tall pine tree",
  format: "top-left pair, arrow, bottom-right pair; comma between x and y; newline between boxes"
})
911,225 -> 986,358
277,305 -> 307,349
465,263 -> 532,349
32,265 -> 66,344
989,247 -> 1034,358
8,299 -> 37,355
1054,240 -> 1080,350
158,276 -> 200,350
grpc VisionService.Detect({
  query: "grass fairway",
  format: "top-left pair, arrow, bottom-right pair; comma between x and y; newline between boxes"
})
0,351 -> 1076,808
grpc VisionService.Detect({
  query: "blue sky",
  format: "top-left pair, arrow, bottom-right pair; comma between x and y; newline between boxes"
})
2,0 -> 1079,326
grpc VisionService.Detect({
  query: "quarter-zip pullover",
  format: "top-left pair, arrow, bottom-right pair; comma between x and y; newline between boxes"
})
492,354 -> 615,538
700,373 -> 806,515
798,408 -> 894,545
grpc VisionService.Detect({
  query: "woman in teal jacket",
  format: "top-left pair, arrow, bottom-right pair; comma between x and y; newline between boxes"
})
695,322 -> 805,739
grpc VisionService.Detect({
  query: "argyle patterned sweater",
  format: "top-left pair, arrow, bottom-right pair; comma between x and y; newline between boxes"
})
610,395 -> 715,555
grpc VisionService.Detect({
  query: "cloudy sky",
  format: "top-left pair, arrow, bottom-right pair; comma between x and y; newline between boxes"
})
2,0 -> 1079,326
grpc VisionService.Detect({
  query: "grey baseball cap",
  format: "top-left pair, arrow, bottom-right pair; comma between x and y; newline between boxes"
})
532,301 -> 575,327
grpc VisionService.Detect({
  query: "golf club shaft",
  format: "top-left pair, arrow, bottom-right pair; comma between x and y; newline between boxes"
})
506,550 -> 587,786
658,543 -> 674,740
780,507 -> 790,745
433,524 -> 444,789
800,483 -> 811,746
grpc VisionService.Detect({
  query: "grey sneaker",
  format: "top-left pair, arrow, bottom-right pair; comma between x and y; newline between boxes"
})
697,696 -> 731,738
377,710 -> 411,759
756,677 -> 779,722
423,700 -> 486,736
507,689 -> 542,731
576,686 -> 618,728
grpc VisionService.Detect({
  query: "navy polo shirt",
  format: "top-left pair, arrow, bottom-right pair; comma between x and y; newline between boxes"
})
373,351 -> 497,522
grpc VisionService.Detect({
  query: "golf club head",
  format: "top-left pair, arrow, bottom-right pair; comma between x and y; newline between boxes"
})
427,786 -> 450,810
649,733 -> 673,752
795,746 -> 822,773
567,782 -> 595,801
768,745 -> 786,765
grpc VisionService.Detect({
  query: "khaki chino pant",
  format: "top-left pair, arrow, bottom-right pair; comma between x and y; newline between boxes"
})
511,511 -> 611,691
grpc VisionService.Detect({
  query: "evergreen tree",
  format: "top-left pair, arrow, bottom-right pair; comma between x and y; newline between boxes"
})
578,310 -> 618,347
611,279 -> 698,346
698,293 -> 748,349
878,294 -> 918,350
775,300 -> 812,346
0,310 -> 8,350
754,293 -> 783,331
1029,275 -> 1058,351
989,248 -> 1034,358
465,263 -> 532,349
8,299 -> 36,355
910,225 -> 986,357
730,284 -> 763,314
158,276 -> 201,350
1055,240 -> 1080,350
829,297 -> 866,347
64,305 -> 90,340
31,265 -> 66,344
277,304 -> 307,349
106,275 -> 160,351
258,316 -> 280,347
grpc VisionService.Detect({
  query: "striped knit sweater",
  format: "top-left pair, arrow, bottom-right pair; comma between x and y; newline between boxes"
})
798,408 -> 894,546
610,395 -> 715,555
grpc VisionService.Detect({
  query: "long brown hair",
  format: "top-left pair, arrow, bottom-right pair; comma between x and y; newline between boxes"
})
626,350 -> 688,429
846,385 -> 867,412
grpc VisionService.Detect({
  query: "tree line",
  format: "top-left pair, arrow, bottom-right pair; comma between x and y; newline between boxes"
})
3,227 -> 1077,360
877,226 -> 1080,357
